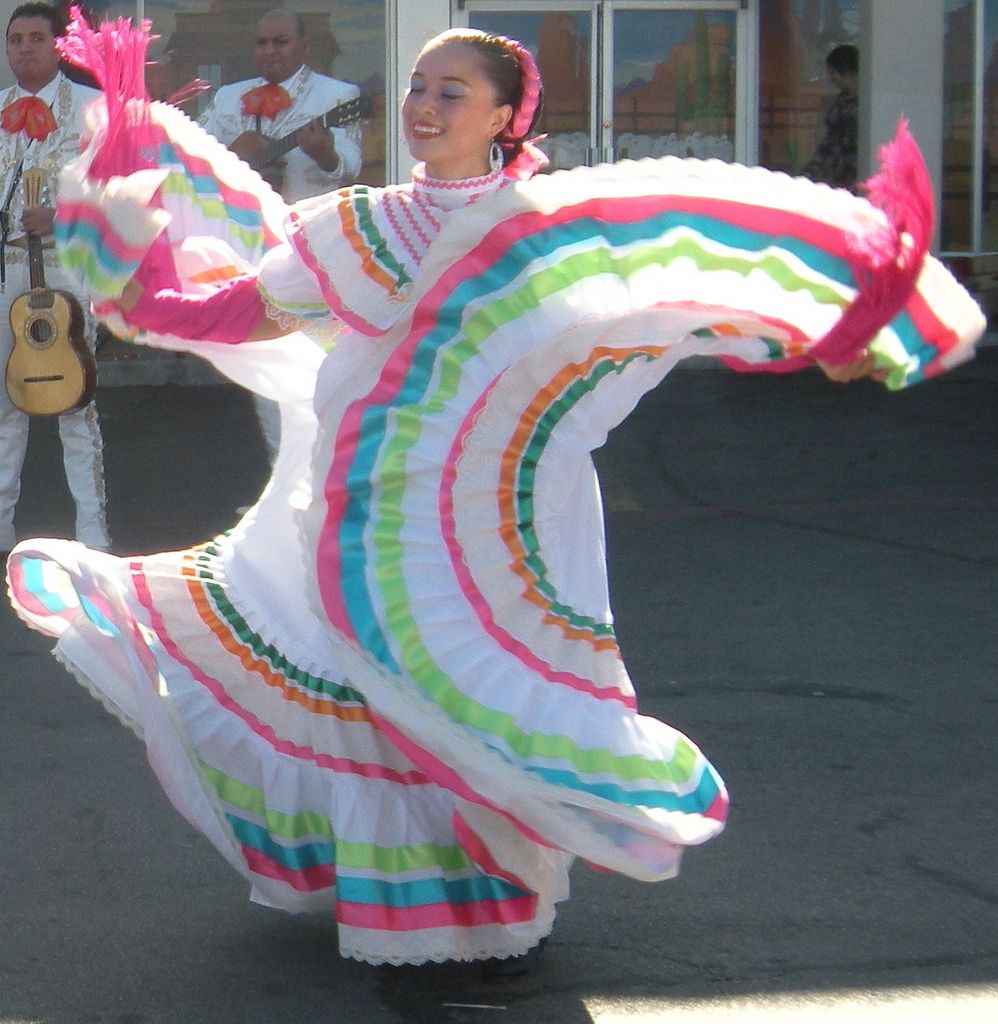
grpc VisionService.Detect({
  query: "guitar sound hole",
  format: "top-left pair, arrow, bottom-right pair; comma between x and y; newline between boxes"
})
28,317 -> 54,345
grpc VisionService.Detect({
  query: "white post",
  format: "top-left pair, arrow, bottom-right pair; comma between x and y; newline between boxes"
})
390,0 -> 452,182
859,0 -> 944,243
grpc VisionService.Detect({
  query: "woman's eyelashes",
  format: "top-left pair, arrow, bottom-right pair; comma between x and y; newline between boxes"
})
407,78 -> 466,101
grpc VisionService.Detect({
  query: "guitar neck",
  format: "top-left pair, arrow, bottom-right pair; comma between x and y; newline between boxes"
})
21,170 -> 49,291
26,233 -> 46,290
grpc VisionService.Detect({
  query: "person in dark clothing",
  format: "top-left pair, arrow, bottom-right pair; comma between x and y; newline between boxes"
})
804,43 -> 858,190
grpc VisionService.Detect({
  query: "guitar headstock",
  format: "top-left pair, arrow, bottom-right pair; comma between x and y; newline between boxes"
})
325,95 -> 373,129
22,169 -> 48,208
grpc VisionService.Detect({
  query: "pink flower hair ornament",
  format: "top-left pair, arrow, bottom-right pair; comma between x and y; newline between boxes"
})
493,35 -> 548,180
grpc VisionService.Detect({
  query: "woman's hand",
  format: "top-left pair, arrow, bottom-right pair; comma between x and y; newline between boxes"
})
115,278 -> 142,313
20,205 -> 54,238
297,122 -> 340,172
817,349 -> 889,384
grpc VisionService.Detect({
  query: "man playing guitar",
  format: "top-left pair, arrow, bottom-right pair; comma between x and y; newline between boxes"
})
199,7 -> 363,204
0,3 -> 109,555
198,6 -> 364,464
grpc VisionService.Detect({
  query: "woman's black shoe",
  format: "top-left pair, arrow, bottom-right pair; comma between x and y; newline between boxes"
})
480,937 -> 547,979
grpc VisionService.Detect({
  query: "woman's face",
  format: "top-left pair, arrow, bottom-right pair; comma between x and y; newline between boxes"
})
402,40 -> 513,181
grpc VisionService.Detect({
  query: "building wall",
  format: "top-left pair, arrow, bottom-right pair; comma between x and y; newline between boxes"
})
860,0 -> 945,235
0,0 -> 972,258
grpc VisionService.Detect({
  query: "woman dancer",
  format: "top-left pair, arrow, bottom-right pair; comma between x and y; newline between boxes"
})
7,16 -> 983,974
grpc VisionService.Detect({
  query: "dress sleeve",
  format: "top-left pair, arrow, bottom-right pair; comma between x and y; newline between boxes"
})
258,237 -> 342,344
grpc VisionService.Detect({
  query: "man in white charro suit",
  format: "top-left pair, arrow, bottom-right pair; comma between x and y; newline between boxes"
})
0,2 -> 109,554
198,7 -> 363,462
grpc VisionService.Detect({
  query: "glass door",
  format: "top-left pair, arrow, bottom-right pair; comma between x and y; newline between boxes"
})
608,2 -> 744,164
460,2 -> 599,170
460,0 -> 755,169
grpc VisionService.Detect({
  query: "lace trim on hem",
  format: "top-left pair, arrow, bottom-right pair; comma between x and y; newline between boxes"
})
262,294 -> 342,347
337,929 -> 552,967
51,645 -> 148,742
3,569 -> 148,739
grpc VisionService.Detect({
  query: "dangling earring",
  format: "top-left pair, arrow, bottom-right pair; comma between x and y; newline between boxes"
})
489,139 -> 503,173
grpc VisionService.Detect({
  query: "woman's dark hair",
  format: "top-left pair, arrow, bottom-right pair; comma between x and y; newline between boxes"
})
826,43 -> 858,77
430,29 -> 543,167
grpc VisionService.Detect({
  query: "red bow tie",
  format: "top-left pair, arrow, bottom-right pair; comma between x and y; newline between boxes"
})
241,84 -> 292,120
1,96 -> 56,141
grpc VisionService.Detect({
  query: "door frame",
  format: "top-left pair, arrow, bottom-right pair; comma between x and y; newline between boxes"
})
453,0 -> 758,167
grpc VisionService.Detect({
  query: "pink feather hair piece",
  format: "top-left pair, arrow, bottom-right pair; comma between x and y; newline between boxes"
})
56,5 -> 159,182
493,34 -> 548,180
810,119 -> 934,365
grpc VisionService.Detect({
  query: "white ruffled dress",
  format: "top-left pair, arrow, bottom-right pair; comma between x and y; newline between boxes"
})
7,102 -> 984,965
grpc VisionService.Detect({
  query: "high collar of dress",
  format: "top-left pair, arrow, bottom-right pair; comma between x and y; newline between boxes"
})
410,164 -> 507,212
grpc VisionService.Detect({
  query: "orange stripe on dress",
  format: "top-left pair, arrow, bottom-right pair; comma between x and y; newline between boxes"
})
497,345 -> 666,651
180,567 -> 371,721
188,265 -> 245,285
339,199 -> 401,294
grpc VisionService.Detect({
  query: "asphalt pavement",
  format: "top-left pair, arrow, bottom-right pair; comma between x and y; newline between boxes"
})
0,344 -> 995,1024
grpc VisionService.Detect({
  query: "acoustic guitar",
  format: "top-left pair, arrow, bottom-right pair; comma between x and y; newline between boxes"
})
229,94 -> 371,186
6,169 -> 96,416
